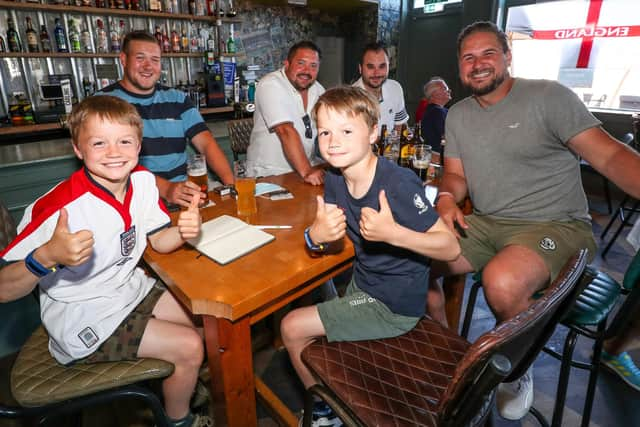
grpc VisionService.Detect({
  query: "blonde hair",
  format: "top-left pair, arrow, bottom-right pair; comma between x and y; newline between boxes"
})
68,95 -> 143,145
312,86 -> 379,130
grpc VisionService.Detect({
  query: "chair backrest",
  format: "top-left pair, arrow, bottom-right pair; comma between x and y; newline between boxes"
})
227,117 -> 254,161
606,249 -> 640,338
437,249 -> 589,426
0,199 -> 16,251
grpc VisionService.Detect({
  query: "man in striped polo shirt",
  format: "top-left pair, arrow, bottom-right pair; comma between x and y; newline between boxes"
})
99,31 -> 234,209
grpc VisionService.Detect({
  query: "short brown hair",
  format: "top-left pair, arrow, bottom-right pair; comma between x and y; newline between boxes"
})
287,40 -> 322,62
457,21 -> 509,56
312,86 -> 379,130
68,95 -> 143,145
122,30 -> 159,54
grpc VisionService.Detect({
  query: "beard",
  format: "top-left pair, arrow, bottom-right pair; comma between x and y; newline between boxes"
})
291,74 -> 315,91
463,69 -> 507,96
362,75 -> 386,90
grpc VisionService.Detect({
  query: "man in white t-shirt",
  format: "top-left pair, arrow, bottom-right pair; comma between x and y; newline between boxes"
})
246,41 -> 326,185
352,42 -> 409,135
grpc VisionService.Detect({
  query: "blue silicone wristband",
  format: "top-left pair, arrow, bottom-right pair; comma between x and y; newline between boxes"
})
304,227 -> 326,252
25,249 -> 61,277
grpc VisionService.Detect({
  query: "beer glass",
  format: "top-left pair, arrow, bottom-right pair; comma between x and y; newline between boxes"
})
427,163 -> 443,186
187,154 -> 209,204
383,135 -> 400,163
234,160 -> 257,216
412,144 -> 432,182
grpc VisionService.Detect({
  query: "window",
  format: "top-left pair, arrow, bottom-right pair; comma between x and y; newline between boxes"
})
506,0 -> 640,112
413,0 -> 463,13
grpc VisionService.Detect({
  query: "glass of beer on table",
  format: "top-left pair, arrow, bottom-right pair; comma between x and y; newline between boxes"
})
187,154 -> 209,204
234,160 -> 257,216
412,144 -> 432,182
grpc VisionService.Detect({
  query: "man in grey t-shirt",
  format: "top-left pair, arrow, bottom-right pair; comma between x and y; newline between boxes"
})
429,21 -> 640,421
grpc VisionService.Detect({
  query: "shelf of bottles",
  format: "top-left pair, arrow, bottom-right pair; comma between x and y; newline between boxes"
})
0,0 -> 241,131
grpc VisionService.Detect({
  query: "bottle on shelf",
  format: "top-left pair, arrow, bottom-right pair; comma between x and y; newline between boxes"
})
206,30 -> 215,54
226,0 -> 236,17
171,25 -> 181,53
207,0 -> 216,16
80,21 -> 93,53
40,25 -> 52,53
163,0 -> 173,13
96,0 -> 107,7
68,18 -> 82,53
188,0 -> 196,15
25,16 -> 39,53
154,25 -> 163,47
196,0 -> 205,16
110,19 -> 121,53
190,25 -> 199,53
95,19 -> 108,53
81,0 -> 93,6
181,24 -> 190,53
54,18 -> 69,53
82,77 -> 95,98
6,17 -> 22,53
0,35 -> 6,53
118,19 -> 126,48
149,0 -> 162,12
8,94 -> 24,126
226,33 -> 236,54
161,25 -> 170,53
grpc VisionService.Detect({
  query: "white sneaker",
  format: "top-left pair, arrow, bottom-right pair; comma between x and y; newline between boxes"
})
496,368 -> 534,420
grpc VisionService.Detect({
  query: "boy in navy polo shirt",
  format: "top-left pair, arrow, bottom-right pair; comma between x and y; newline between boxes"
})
281,86 -> 460,427
0,96 -> 211,427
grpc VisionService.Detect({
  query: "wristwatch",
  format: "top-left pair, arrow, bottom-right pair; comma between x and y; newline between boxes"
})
25,249 -> 60,277
304,227 -> 327,252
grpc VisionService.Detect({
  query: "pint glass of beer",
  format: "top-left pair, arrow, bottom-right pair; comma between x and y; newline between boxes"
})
187,154 -> 209,204
234,160 -> 257,216
412,144 -> 432,182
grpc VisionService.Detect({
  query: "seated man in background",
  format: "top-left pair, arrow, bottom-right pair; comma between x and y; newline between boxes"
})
428,21 -> 640,421
420,77 -> 451,156
99,30 -> 234,209
246,40 -> 326,185
352,41 -> 409,135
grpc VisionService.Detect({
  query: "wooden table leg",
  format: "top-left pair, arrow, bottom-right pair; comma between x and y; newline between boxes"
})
203,315 -> 257,427
444,273 -> 467,334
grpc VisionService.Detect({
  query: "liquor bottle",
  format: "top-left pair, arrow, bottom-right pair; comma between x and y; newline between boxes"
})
95,19 -> 108,53
82,77 -> 95,97
25,17 -> 39,53
96,0 -> 107,7
149,0 -> 161,12
80,22 -> 93,53
109,19 -> 120,53
207,0 -> 216,16
118,19 -> 126,48
40,25 -> 51,53
6,17 -> 22,53
374,124 -> 387,155
181,24 -> 190,53
68,18 -> 82,53
161,26 -> 170,53
190,25 -> 199,53
206,30 -> 215,54
163,0 -> 172,13
0,35 -> 6,53
188,0 -> 196,14
196,0 -> 205,15
154,25 -> 163,47
226,33 -> 236,54
171,25 -> 181,53
226,0 -> 236,17
81,0 -> 92,6
54,18 -> 69,53
398,124 -> 413,167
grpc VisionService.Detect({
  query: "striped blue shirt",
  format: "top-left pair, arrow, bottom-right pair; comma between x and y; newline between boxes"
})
97,83 -> 209,182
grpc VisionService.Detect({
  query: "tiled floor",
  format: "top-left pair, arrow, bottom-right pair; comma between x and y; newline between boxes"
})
1,177 -> 638,427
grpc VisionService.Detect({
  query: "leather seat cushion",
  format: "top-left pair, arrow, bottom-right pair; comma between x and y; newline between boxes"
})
302,318 -> 470,427
11,326 -> 174,407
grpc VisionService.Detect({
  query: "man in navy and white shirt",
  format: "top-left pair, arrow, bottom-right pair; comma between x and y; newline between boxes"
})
352,42 -> 409,135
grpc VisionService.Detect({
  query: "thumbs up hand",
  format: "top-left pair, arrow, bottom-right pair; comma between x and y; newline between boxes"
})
360,190 -> 395,242
177,192 -> 202,240
310,195 -> 346,244
44,208 -> 94,266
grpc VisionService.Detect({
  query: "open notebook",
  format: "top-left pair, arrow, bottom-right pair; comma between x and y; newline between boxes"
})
187,215 -> 275,265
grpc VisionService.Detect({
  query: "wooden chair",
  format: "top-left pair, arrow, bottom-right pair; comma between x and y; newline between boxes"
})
227,117 -> 254,161
0,200 -> 175,426
300,250 -> 589,427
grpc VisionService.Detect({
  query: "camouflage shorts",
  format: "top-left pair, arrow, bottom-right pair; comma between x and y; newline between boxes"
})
77,282 -> 165,364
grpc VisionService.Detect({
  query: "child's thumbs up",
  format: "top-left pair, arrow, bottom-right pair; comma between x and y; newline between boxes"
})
378,190 -> 390,214
315,195 -> 326,217
55,207 -> 70,234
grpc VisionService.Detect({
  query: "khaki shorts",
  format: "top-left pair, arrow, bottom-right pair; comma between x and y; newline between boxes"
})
317,279 -> 420,343
77,282 -> 165,364
460,214 -> 597,283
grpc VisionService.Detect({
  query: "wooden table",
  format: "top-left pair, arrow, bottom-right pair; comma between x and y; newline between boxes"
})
143,172 -> 354,427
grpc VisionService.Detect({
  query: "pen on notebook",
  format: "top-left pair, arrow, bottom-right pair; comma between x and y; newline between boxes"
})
254,225 -> 293,230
